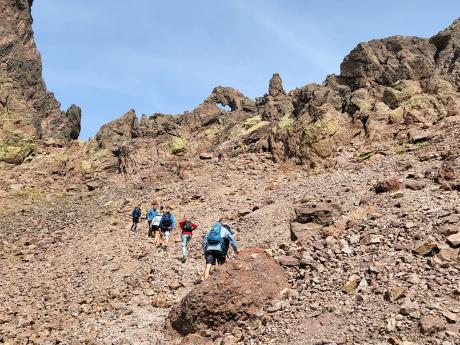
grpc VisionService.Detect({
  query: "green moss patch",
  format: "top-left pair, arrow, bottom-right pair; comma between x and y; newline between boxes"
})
229,116 -> 270,139
74,160 -> 92,173
354,151 -> 374,163
301,118 -> 340,145
12,187 -> 44,199
299,117 -> 341,157
278,113 -> 295,131
312,138 -> 334,158
0,138 -> 34,164
169,136 -> 188,155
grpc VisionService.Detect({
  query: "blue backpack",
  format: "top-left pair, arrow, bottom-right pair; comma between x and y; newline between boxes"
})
133,207 -> 141,218
207,223 -> 223,246
160,212 -> 173,228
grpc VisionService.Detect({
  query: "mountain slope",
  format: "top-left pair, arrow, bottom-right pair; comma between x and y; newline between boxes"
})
0,3 -> 459,345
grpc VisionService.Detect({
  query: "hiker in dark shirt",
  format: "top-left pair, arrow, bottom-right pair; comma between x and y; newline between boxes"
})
130,206 -> 141,231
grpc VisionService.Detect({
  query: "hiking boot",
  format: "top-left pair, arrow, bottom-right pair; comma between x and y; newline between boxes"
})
181,257 -> 187,263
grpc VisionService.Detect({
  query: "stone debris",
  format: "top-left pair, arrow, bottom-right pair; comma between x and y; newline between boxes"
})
342,274 -> 361,294
447,232 -> 460,248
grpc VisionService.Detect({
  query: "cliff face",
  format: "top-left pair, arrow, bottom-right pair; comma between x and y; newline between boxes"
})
0,0 -> 80,164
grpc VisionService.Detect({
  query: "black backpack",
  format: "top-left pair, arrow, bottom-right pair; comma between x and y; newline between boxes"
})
161,212 -> 172,227
183,220 -> 193,231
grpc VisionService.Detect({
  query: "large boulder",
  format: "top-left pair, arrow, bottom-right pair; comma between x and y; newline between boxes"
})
166,250 -> 288,338
290,222 -> 323,243
293,201 -> 342,225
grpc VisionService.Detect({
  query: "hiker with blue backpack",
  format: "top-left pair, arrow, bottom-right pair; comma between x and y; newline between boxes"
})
159,208 -> 175,250
201,220 -> 238,280
146,204 -> 158,238
130,206 -> 142,231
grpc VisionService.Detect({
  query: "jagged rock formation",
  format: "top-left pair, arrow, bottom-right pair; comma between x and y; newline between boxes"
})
0,0 -> 80,164
430,18 -> 460,88
0,0 -> 459,173
73,18 -> 459,178
95,109 -> 140,150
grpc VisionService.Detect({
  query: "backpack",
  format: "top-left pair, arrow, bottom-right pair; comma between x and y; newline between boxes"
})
133,207 -> 141,218
207,223 -> 222,245
183,220 -> 193,231
161,212 -> 172,228
153,213 -> 163,226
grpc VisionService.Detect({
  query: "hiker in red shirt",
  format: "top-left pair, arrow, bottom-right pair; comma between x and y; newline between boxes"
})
179,217 -> 198,263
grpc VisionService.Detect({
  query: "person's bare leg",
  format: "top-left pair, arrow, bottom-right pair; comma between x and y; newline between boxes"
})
154,231 -> 161,246
164,234 -> 170,247
203,263 -> 212,280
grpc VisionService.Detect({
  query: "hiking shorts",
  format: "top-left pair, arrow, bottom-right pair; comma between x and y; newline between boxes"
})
148,222 -> 159,238
133,216 -> 140,223
205,251 -> 226,266
161,229 -> 171,237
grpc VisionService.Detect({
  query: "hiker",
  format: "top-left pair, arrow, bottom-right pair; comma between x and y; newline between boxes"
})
146,204 -> 158,237
152,206 -> 164,246
159,208 -> 175,249
179,217 -> 198,262
202,221 -> 238,280
130,206 -> 141,231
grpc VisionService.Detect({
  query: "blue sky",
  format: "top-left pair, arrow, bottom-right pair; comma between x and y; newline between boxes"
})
32,0 -> 460,139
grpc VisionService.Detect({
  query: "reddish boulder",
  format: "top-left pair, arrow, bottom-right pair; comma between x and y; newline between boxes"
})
166,250 -> 288,338
374,176 -> 401,193
290,222 -> 323,243
293,202 -> 341,225
278,255 -> 300,267
405,180 -> 426,190
420,315 -> 446,335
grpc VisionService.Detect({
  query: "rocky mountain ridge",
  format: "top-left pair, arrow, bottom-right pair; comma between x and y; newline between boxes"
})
1,0 -> 459,178
78,17 -> 460,176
